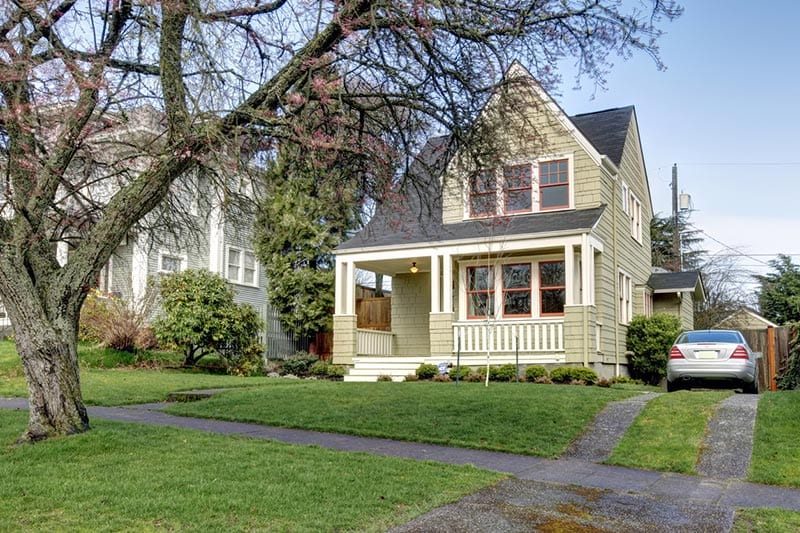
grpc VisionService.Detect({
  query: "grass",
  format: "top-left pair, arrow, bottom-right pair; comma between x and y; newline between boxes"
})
733,508 -> 800,532
163,380 -> 637,457
749,390 -> 800,487
606,389 -> 733,473
0,410 -> 502,532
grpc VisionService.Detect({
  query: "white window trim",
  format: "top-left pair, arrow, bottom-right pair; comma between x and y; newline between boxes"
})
463,153 -> 574,219
618,270 -> 633,325
458,254 -> 565,321
225,245 -> 259,287
628,191 -> 642,244
621,182 -> 630,215
158,251 -> 187,274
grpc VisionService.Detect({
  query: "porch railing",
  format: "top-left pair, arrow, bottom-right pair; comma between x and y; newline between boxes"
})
454,319 -> 564,353
357,328 -> 394,356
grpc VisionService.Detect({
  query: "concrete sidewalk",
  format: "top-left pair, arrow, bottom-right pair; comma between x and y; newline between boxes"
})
2,397 -> 798,511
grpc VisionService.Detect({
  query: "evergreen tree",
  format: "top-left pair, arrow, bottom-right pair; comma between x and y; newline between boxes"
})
650,211 -> 705,272
757,255 -> 800,325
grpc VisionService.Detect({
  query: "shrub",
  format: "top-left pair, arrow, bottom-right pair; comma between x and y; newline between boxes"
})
416,363 -> 438,380
610,375 -> 644,386
404,373 -> 419,382
489,364 -> 518,382
550,366 -> 598,384
626,313 -> 682,386
524,365 -> 548,381
282,353 -> 319,377
449,365 -> 471,380
153,270 -> 263,368
432,373 -> 451,382
463,371 -> 484,382
597,378 -> 611,388
326,364 -> 346,379
79,289 -> 157,352
377,374 -> 394,382
534,375 -> 553,384
310,360 -> 329,376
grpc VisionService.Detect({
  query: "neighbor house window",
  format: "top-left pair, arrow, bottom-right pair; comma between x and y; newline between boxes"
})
159,252 -> 185,274
503,164 -> 532,213
539,159 -> 569,210
469,170 -> 497,217
618,271 -> 633,324
227,246 -> 257,286
467,265 -> 494,318
539,261 -> 565,315
502,263 -> 531,317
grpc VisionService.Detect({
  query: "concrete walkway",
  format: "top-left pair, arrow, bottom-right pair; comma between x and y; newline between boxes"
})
0,394 -> 793,532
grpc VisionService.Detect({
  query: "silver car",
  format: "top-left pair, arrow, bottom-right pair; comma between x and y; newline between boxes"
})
666,330 -> 759,393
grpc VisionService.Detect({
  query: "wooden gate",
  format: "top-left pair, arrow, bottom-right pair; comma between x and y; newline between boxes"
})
356,297 -> 391,331
741,327 -> 790,392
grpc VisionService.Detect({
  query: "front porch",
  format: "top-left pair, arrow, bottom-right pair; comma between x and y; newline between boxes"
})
333,233 -> 605,380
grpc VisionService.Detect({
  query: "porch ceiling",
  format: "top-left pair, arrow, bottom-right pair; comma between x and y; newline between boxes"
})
357,257 -> 431,276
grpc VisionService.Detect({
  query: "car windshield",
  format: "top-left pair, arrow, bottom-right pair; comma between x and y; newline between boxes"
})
679,331 -> 742,344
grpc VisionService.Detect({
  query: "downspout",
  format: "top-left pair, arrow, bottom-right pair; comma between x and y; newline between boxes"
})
581,233 -> 589,368
612,174 -> 621,377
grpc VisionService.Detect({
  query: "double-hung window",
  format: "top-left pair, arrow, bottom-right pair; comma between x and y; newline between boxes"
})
502,264 -> 531,317
539,261 -> 566,315
467,266 -> 494,318
539,159 -> 569,210
618,271 -> 633,324
159,252 -> 185,274
503,165 -> 532,213
227,247 -> 257,286
469,170 -> 497,217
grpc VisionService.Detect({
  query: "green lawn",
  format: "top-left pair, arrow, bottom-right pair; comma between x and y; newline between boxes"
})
163,380 -> 637,457
0,410 -> 502,532
607,390 -> 732,473
750,391 -> 800,487
734,508 -> 800,533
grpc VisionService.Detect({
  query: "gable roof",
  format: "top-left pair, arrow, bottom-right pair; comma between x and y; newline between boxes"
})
570,106 -> 634,168
648,271 -> 706,302
715,308 -> 778,329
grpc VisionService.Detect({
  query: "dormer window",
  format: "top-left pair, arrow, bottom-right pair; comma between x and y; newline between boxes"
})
467,157 -> 571,219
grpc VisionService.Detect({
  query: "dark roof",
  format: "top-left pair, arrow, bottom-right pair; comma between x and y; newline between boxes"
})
648,271 -> 702,292
570,106 -> 634,167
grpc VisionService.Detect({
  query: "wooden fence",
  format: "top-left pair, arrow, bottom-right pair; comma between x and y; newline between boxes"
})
356,297 -> 391,331
741,327 -> 790,392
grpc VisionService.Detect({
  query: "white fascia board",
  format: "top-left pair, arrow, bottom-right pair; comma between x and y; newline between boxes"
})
652,287 -> 695,294
335,232 -> 587,263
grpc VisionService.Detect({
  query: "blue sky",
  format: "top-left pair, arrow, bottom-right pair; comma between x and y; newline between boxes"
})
556,1 -> 800,290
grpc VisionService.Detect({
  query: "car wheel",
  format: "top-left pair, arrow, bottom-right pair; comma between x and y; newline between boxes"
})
667,380 -> 681,392
743,380 -> 759,394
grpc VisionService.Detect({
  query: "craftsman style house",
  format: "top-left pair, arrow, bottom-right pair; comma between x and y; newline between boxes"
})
332,62 -> 700,381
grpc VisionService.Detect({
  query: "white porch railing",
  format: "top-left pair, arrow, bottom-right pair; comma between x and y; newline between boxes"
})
453,320 -> 564,353
357,329 -> 394,356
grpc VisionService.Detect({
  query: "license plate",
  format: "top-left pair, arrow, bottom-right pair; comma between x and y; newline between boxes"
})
695,350 -> 718,359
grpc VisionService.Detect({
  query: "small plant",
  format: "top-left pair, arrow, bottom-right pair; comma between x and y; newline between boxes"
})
450,365 -> 471,380
404,373 -> 419,382
377,374 -> 394,382
79,288 -> 158,352
489,364 -> 517,382
463,371 -> 484,382
610,375 -> 644,385
550,366 -> 598,385
326,364 -> 346,380
282,353 -> 319,377
597,377 -> 611,388
415,363 -> 438,380
534,375 -> 553,384
310,360 -> 329,376
524,365 -> 548,381
432,373 -> 451,382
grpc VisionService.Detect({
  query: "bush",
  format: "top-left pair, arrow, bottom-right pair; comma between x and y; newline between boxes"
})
153,270 -> 263,368
449,365 -> 472,380
432,373 -> 451,382
610,375 -> 644,386
404,374 -> 419,382
463,371 -> 484,382
489,364 -> 518,382
377,374 -> 394,382
550,366 -> 598,384
416,363 -> 438,380
326,364 -> 346,379
79,289 -> 157,352
524,365 -> 548,381
626,313 -> 682,386
310,360 -> 330,376
282,353 -> 319,377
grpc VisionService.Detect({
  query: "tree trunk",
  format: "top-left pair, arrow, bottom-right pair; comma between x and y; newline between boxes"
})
15,320 -> 89,443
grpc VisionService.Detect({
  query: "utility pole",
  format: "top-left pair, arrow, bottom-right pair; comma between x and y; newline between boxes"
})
671,163 -> 680,271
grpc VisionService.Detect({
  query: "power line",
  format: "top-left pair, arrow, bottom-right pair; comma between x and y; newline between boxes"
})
685,223 -> 773,268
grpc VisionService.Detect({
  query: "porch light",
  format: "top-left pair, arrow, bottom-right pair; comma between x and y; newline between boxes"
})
410,262 -> 419,274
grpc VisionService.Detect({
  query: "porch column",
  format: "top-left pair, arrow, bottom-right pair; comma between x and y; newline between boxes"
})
430,254 -> 441,313
345,260 -> 356,315
564,244 -> 576,305
581,234 -> 594,305
334,259 -> 345,315
442,254 -> 453,313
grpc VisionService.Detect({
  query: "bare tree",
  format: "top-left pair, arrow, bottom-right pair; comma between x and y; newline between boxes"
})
694,253 -> 756,329
0,0 -> 681,442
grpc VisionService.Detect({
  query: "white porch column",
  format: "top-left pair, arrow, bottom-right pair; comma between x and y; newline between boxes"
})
345,260 -> 356,315
442,253 -> 453,313
564,244 -> 576,305
430,254 -> 441,313
581,234 -> 594,305
334,259 -> 346,315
